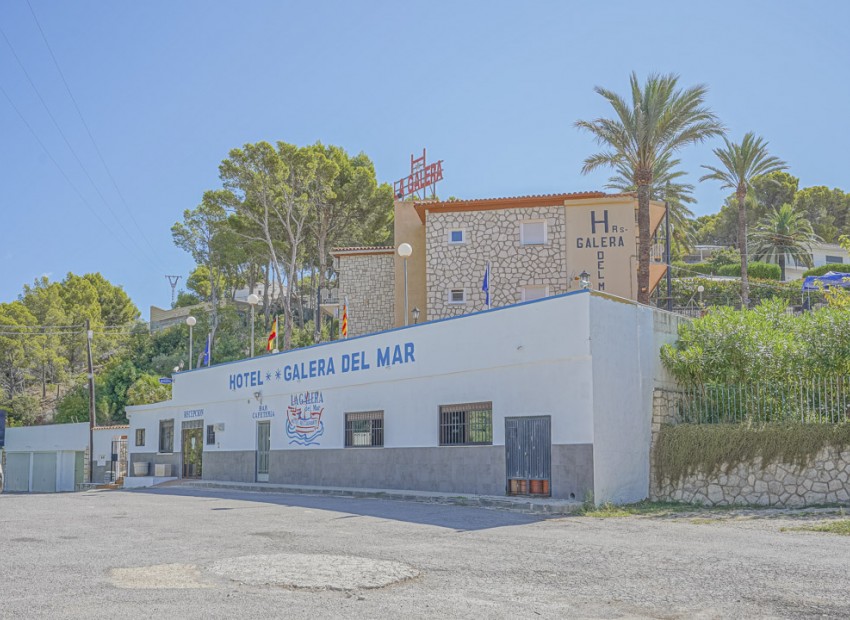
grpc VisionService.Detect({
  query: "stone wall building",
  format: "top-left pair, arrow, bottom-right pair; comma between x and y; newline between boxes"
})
327,191 -> 667,334
330,247 -> 395,338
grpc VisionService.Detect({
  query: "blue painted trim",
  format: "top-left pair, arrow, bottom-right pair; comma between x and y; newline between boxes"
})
176,288 -> 590,375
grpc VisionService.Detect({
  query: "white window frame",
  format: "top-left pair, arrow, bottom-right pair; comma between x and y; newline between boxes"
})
448,229 -> 466,245
448,289 -> 467,304
520,285 -> 549,302
520,219 -> 547,245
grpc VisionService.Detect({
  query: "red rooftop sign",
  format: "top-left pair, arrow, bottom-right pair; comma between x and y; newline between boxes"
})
394,148 -> 443,200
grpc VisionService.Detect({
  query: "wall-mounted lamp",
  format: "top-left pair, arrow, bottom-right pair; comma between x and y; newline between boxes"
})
579,270 -> 590,290
412,307 -> 420,324
253,390 -> 263,403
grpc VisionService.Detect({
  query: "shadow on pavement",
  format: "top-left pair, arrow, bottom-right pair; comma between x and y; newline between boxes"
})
128,486 -> 549,532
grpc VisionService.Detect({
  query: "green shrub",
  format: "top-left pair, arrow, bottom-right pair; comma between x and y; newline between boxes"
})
803,264 -> 850,277
714,262 -> 781,280
653,423 -> 850,487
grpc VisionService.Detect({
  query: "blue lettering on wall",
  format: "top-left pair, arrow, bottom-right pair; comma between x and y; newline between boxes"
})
228,342 -> 416,390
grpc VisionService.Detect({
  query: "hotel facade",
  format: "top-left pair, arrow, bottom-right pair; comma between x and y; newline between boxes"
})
329,192 -> 668,337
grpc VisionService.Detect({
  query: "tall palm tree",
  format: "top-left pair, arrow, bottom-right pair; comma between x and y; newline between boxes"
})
750,203 -> 819,281
700,133 -> 787,307
576,72 -> 723,304
605,152 -> 697,258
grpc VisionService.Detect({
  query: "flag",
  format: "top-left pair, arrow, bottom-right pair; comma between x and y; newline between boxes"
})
267,317 -> 277,352
482,262 -> 491,308
341,302 -> 348,339
202,333 -> 211,367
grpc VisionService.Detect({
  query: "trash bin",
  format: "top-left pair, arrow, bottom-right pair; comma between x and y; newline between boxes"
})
133,462 -> 149,476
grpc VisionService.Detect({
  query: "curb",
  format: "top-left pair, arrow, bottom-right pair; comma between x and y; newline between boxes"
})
174,480 -> 584,515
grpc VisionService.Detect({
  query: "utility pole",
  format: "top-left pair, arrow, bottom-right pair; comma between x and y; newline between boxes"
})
85,319 -> 96,483
665,186 -> 673,312
165,275 -> 181,306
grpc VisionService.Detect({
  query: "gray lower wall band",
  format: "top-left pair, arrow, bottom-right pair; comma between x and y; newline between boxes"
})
195,444 -> 593,499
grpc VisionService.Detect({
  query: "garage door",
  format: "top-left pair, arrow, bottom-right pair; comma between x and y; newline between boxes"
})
5,452 -> 31,492
32,452 -> 57,493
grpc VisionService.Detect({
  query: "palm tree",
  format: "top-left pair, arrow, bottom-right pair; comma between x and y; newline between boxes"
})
576,72 -> 723,304
605,152 -> 697,258
700,133 -> 787,307
750,203 -> 819,281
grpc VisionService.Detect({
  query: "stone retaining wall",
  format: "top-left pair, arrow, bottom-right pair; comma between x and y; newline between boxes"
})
650,388 -> 850,507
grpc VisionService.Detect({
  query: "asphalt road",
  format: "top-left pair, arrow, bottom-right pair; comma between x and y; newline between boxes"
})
1,487 -> 849,619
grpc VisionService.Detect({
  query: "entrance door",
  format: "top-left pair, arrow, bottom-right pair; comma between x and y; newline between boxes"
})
256,421 -> 270,482
505,416 -> 551,496
182,421 -> 203,479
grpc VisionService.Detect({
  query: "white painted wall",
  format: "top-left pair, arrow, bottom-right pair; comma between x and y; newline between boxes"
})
128,292 -> 595,454
127,291 -> 678,504
5,422 -> 89,452
589,295 -> 683,504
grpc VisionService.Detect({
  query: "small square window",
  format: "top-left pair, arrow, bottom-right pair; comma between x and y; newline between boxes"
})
449,229 -> 465,244
521,285 -> 549,302
206,424 -> 216,445
520,220 -> 547,245
439,402 -> 493,446
135,428 -> 145,447
448,289 -> 466,304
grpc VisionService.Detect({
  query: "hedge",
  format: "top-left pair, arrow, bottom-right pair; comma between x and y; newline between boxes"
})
673,261 -> 781,280
803,263 -> 850,277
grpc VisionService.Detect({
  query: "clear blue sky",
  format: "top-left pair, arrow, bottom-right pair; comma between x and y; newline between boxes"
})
2,1 -> 848,316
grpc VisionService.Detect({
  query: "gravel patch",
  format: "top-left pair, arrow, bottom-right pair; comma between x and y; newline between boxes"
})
207,553 -> 419,591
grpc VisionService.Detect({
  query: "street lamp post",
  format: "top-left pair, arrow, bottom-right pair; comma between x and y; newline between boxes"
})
247,293 -> 259,357
186,316 -> 196,369
397,243 -> 413,326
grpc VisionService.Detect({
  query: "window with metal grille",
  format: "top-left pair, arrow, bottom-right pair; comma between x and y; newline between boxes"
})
439,402 -> 493,445
159,419 -> 174,453
448,289 -> 466,304
206,424 -> 216,445
826,255 -> 844,264
344,411 -> 384,447
135,428 -> 145,447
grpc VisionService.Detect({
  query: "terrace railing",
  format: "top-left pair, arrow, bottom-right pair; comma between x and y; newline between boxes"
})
677,376 -> 850,425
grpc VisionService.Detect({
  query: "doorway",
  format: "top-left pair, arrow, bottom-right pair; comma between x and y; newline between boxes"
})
182,420 -> 203,479
505,416 -> 551,496
256,420 -> 270,482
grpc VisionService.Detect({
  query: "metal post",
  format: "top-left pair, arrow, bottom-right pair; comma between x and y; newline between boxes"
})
665,191 -> 672,312
188,324 -> 193,370
250,305 -> 255,358
403,257 -> 409,326
85,319 -> 95,483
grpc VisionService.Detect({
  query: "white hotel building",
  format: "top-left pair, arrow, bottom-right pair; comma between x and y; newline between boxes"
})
125,291 -> 681,504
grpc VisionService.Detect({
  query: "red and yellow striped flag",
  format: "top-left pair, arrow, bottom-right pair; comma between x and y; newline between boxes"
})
267,317 -> 277,351
341,303 -> 348,338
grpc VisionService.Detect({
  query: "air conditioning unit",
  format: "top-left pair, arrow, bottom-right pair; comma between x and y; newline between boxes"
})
215,423 -> 225,432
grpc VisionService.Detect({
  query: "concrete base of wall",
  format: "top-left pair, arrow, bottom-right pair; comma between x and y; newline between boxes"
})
203,451 -> 256,482
193,444 -> 593,500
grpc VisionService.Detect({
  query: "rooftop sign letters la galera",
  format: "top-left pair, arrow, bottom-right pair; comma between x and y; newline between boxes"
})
394,148 -> 443,199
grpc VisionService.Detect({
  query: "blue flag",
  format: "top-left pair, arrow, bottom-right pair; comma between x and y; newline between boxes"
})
482,262 -> 490,308
202,333 -> 211,367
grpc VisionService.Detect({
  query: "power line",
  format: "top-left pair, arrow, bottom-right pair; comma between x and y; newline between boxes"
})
25,0 -> 168,270
0,25 -> 163,272
0,84 -> 125,244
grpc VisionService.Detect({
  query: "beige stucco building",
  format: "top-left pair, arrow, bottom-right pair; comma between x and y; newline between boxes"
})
329,192 -> 667,337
